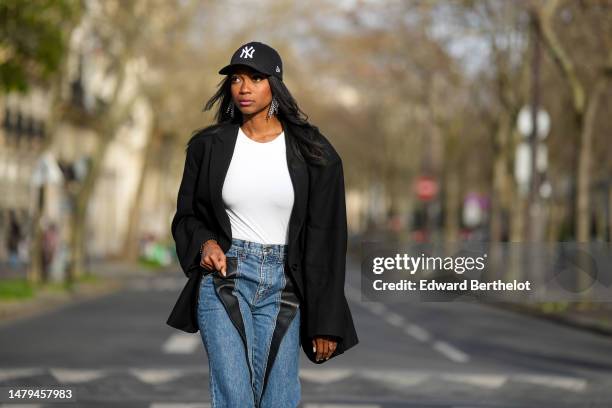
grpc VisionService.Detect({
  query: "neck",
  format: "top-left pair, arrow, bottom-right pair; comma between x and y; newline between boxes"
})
241,111 -> 282,136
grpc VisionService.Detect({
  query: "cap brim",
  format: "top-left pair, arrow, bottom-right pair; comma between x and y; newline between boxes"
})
218,62 -> 268,76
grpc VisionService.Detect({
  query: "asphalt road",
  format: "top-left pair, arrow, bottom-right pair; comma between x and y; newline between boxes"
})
1,257 -> 612,407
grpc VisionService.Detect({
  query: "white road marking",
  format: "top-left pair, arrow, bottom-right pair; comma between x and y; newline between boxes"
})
433,341 -> 470,363
130,368 -> 185,384
515,373 -> 588,392
403,324 -> 431,342
0,368 -> 44,382
361,370 -> 429,388
349,286 -> 470,364
303,405 -> 381,408
0,404 -> 42,408
299,368 -> 353,384
49,368 -> 106,383
385,312 -> 405,327
441,373 -> 507,388
162,333 -> 201,354
365,302 -> 386,315
0,367 -> 589,393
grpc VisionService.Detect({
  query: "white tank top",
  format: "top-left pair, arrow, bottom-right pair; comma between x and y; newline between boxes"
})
221,126 -> 294,245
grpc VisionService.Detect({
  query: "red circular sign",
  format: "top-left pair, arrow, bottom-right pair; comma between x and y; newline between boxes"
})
415,176 -> 438,201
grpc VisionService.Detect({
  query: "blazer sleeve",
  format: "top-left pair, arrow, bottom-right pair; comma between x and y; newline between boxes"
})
303,155 -> 350,339
171,138 -> 218,278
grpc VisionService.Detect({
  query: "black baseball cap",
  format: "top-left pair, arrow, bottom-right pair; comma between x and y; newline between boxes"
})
218,41 -> 283,81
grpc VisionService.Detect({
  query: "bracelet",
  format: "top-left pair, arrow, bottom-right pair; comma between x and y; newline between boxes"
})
199,239 -> 217,255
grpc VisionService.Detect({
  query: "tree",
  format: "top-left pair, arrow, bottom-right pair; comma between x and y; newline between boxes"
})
533,0 -> 612,243
0,0 -> 81,92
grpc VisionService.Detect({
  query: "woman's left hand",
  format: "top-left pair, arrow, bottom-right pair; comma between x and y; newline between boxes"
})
312,336 -> 338,362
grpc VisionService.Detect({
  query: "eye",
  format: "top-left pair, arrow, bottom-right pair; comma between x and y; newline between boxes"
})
230,75 -> 240,83
251,74 -> 264,82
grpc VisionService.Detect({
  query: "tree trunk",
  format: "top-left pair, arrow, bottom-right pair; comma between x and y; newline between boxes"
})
490,113 -> 512,243
609,184 -> 612,242
443,171 -> 460,242
27,46 -> 72,285
576,78 -> 606,242
68,132 -> 114,282
121,123 -> 162,261
65,60 -> 136,281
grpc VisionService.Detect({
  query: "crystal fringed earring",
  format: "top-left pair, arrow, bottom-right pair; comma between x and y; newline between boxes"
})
226,101 -> 235,118
267,96 -> 279,119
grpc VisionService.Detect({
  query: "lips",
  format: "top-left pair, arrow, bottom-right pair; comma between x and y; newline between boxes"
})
239,100 -> 254,106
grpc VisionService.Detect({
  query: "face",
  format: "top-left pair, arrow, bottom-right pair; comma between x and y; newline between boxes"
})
229,66 -> 273,116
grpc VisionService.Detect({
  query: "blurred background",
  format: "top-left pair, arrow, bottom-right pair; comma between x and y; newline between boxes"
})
0,0 -> 611,407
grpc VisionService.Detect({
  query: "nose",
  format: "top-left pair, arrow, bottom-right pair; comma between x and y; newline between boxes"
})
239,79 -> 251,93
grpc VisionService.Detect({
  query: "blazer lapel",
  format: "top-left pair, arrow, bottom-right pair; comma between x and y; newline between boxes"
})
284,124 -> 309,299
209,123 -> 239,245
283,122 -> 308,250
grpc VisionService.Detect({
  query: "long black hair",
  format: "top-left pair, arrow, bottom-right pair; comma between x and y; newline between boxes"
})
195,71 -> 329,166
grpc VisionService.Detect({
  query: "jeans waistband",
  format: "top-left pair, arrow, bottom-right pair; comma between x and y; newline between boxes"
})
231,238 -> 288,258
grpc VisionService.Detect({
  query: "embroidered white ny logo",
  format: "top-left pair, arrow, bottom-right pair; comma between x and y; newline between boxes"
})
240,46 -> 255,59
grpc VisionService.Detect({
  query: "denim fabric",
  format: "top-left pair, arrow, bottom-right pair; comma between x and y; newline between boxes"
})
197,238 -> 301,407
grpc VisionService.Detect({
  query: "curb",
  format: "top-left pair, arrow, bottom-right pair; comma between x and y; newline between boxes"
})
0,278 -> 126,327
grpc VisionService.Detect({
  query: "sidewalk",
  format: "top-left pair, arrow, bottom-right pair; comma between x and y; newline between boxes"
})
489,301 -> 612,337
0,260 -> 165,326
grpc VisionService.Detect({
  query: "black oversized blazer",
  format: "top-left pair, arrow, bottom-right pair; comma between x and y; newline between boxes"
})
166,117 -> 359,364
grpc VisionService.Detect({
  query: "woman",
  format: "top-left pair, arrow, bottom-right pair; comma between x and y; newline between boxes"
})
169,41 -> 358,407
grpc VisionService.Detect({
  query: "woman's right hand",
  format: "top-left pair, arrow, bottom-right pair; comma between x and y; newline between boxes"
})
200,240 -> 227,276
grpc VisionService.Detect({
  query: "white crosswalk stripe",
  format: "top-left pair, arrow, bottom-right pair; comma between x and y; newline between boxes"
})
0,367 -> 591,392
299,368 -> 353,384
441,373 -> 507,389
361,369 -> 429,388
516,373 -> 587,392
50,368 -> 106,383
303,404 -> 381,408
0,368 -> 44,382
130,368 -> 185,384
162,333 -> 201,354
0,404 -> 43,408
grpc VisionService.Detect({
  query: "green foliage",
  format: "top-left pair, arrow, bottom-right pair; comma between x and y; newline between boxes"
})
0,273 -> 102,301
0,278 -> 34,300
0,0 -> 81,92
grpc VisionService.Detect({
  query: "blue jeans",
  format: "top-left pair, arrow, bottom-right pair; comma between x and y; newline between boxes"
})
197,238 -> 301,407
